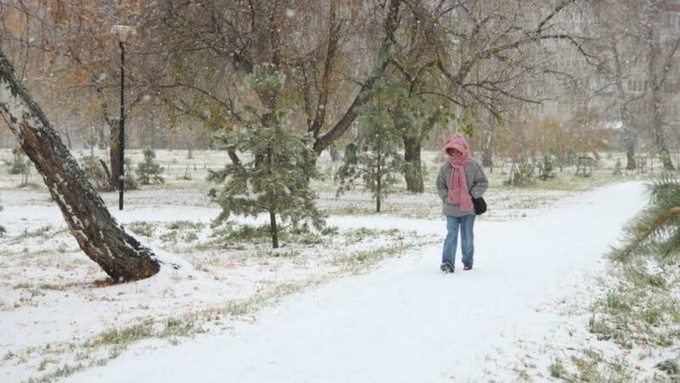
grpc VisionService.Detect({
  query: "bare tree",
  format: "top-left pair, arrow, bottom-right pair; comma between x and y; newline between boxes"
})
587,0 -> 678,170
642,0 -> 677,170
139,0 -> 404,160
1,1 -> 134,181
383,0 -> 585,188
0,50 -> 160,282
587,0 -> 643,170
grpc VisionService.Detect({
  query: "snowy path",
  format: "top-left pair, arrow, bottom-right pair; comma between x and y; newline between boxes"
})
61,182 -> 647,383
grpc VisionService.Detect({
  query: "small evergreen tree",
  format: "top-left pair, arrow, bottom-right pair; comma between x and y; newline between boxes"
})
85,126 -> 98,157
208,65 -> 325,248
81,155 -> 111,191
124,158 -> 138,190
610,173 -> 680,272
335,76 -> 404,212
505,161 -> 536,186
613,158 -> 623,175
537,155 -> 556,180
5,146 -> 28,175
5,146 -> 33,187
135,147 -> 164,185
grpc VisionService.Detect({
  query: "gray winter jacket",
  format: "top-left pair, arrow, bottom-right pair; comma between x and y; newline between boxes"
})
436,159 -> 488,217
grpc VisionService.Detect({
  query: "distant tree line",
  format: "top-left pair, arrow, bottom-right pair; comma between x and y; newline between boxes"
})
8,0 -> 671,190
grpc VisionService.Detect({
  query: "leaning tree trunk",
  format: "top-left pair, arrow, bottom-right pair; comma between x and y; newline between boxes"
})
0,51 -> 159,282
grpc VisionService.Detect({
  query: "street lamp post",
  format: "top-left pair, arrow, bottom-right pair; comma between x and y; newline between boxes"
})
111,25 -> 133,211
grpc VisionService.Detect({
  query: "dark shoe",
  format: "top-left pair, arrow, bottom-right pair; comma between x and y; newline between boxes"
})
463,265 -> 473,271
440,262 -> 454,273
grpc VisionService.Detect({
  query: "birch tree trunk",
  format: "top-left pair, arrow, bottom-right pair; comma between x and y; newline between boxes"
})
0,51 -> 160,282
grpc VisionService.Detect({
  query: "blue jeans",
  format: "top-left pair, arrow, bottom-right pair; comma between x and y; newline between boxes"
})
442,214 -> 475,267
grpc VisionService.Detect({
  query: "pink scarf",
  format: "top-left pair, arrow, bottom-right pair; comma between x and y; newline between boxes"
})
444,134 -> 473,212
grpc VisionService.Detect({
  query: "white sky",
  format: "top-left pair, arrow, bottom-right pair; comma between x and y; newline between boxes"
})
22,181 -> 648,383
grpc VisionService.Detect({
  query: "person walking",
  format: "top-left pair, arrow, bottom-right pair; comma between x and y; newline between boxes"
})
436,133 -> 488,273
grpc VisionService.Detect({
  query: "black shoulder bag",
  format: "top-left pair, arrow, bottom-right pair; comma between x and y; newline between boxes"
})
471,196 -> 487,215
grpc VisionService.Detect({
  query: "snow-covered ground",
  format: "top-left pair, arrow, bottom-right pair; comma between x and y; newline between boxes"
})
0,149 -> 657,382
53,182 -> 646,383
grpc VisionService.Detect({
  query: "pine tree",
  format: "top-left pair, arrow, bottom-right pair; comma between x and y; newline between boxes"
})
209,65 -> 325,248
7,146 -> 28,175
135,147 -> 164,185
335,76 -> 404,213
610,173 -> 680,272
